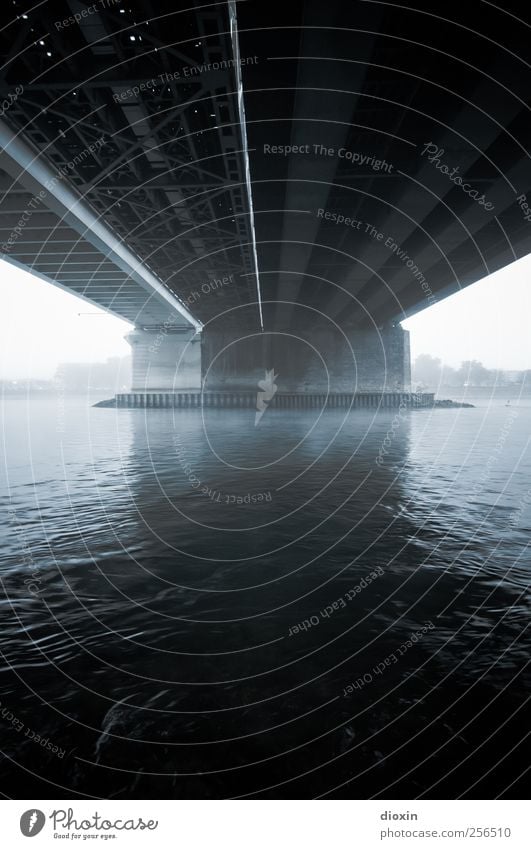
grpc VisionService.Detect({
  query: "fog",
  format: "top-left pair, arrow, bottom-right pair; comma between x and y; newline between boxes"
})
1,252 -> 530,379
0,260 -> 131,379
403,252 -> 531,370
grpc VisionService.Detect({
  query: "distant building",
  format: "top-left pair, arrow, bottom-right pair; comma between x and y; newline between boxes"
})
55,356 -> 131,393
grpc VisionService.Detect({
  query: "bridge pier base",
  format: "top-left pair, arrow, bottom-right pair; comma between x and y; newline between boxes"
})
126,327 -> 201,392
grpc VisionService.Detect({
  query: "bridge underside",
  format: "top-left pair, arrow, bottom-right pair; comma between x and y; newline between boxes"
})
1,0 -> 530,394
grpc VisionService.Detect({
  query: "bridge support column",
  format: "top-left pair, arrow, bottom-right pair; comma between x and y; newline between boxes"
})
202,323 -> 410,393
126,327 -> 201,391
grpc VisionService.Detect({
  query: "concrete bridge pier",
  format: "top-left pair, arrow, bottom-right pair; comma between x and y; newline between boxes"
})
126,327 -> 202,392
123,323 -> 412,405
202,323 -> 411,394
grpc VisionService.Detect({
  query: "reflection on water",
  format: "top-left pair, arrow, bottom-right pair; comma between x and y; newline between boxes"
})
1,398 -> 529,798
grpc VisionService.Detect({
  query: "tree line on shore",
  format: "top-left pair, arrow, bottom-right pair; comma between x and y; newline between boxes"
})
413,354 -> 531,389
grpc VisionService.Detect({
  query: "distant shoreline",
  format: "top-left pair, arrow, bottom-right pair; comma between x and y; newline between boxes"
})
2,386 -> 531,398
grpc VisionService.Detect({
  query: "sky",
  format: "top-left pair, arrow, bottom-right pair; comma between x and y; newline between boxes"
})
0,252 -> 530,379
403,252 -> 531,371
0,261 -> 132,379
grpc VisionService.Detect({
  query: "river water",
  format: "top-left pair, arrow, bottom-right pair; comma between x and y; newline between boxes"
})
0,397 -> 529,798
